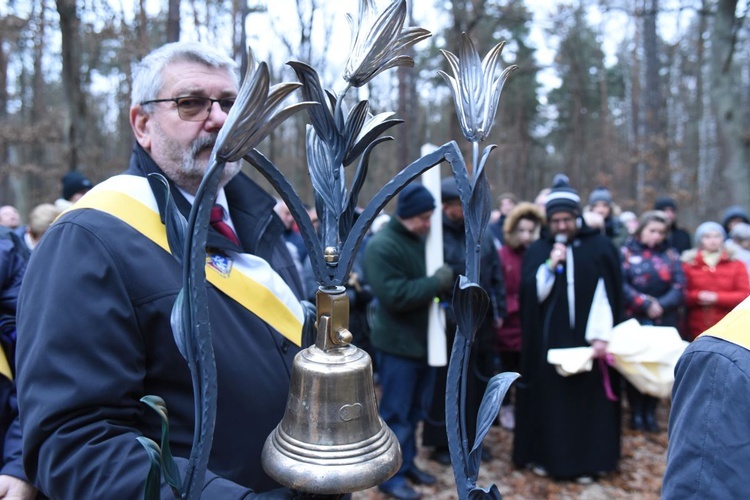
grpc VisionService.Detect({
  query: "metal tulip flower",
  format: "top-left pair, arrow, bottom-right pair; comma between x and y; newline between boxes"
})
438,33 -> 520,500
344,0 -> 431,88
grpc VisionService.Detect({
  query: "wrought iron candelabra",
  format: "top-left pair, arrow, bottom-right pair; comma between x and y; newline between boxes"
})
138,1 -> 520,499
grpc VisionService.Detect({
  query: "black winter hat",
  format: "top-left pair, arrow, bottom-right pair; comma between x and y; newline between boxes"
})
722,205 -> 750,227
397,183 -> 435,219
440,177 -> 460,202
62,171 -> 93,201
653,196 -> 677,211
545,174 -> 581,218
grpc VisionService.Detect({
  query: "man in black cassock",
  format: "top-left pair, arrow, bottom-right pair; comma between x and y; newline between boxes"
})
513,175 -> 623,481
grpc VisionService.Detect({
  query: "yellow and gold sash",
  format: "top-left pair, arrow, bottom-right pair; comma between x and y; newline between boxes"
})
70,175 -> 304,346
699,295 -> 750,351
0,349 -> 11,381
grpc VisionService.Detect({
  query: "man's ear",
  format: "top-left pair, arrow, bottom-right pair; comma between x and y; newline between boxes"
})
130,106 -> 152,150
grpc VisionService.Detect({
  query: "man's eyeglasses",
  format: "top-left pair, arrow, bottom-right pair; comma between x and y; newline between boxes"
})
140,96 -> 236,121
549,216 -> 576,226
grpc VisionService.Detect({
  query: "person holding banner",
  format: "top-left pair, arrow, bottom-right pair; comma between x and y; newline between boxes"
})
364,182 -> 454,500
15,42 -> 305,498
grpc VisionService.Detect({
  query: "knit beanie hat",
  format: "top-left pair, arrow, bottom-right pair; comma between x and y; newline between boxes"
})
397,183 -> 435,219
440,177 -> 460,202
62,171 -> 93,201
545,174 -> 581,218
722,205 -> 750,227
588,186 -> 613,206
694,221 -> 726,244
653,196 -> 677,211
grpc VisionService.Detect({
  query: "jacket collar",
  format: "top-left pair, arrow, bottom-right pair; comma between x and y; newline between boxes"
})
125,143 -> 280,255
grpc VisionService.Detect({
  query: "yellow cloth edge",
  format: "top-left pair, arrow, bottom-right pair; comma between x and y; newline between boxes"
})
71,190 -> 302,346
0,349 -> 12,381
699,296 -> 750,351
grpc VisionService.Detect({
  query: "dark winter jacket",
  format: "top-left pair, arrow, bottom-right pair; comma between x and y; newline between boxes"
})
16,145 -> 304,498
620,237 -> 685,327
442,215 -> 506,326
666,224 -> 692,255
0,226 -> 27,484
364,217 -> 444,359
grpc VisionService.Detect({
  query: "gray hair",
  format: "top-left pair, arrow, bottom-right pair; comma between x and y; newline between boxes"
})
131,42 -> 239,108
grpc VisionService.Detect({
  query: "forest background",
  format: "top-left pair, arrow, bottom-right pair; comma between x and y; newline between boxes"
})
1,0 -> 748,232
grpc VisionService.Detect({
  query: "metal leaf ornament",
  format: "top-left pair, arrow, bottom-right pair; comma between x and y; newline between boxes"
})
438,33 -> 518,144
467,372 -> 520,478
290,61 -> 403,254
140,395 -> 182,497
215,52 -> 316,163
452,276 -> 490,342
136,436 -> 162,500
344,0 -> 431,88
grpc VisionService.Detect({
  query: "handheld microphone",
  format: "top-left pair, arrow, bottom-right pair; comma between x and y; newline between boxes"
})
554,234 -> 567,274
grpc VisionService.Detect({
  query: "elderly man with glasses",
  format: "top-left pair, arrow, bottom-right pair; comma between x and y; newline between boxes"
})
513,174 -> 624,484
16,42 -> 305,498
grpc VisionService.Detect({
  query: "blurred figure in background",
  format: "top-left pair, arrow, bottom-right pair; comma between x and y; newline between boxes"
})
620,210 -> 685,432
680,222 -> 750,341
54,171 -> 93,210
619,211 -> 638,236
273,198 -> 306,280
0,224 -> 35,498
586,187 -> 626,248
0,208 -> 21,232
721,204 -> 749,236
489,192 -> 518,247
364,183 -> 453,500
653,196 -> 691,254
423,177 -> 505,467
495,202 -> 545,430
22,204 -> 62,253
727,222 -> 750,277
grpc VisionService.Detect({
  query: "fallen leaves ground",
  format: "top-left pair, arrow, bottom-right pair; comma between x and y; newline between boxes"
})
354,401 -> 669,500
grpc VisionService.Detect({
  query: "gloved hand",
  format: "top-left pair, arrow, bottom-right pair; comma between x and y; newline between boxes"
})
433,264 -> 455,292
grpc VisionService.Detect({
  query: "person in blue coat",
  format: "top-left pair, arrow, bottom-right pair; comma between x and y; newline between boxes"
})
662,296 -> 750,498
16,42 -> 307,498
0,225 -> 35,498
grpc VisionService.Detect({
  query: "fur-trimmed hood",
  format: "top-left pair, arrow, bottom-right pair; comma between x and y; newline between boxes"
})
503,202 -> 546,250
681,245 -> 738,265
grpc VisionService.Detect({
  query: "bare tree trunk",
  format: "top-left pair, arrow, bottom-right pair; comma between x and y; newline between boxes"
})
631,1 -> 645,208
710,0 -> 750,208
167,0 -> 180,42
56,0 -> 87,172
396,2 -> 418,170
642,0 -> 669,195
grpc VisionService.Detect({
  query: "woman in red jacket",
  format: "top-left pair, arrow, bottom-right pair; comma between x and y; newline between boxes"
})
681,221 -> 750,340
496,202 -> 545,429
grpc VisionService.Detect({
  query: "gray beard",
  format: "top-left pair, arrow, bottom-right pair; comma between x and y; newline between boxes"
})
182,135 -> 241,190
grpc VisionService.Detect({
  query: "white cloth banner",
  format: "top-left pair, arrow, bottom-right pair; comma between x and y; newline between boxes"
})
421,146 -> 447,367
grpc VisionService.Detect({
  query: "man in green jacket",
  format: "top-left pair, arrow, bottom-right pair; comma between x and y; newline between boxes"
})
364,183 -> 454,500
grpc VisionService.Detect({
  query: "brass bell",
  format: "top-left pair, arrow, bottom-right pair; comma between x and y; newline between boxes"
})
262,286 -> 401,495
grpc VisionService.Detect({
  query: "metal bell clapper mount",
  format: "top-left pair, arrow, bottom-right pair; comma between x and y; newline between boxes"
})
262,248 -> 401,496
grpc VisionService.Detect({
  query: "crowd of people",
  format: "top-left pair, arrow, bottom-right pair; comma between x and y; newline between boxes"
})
0,39 -> 748,499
